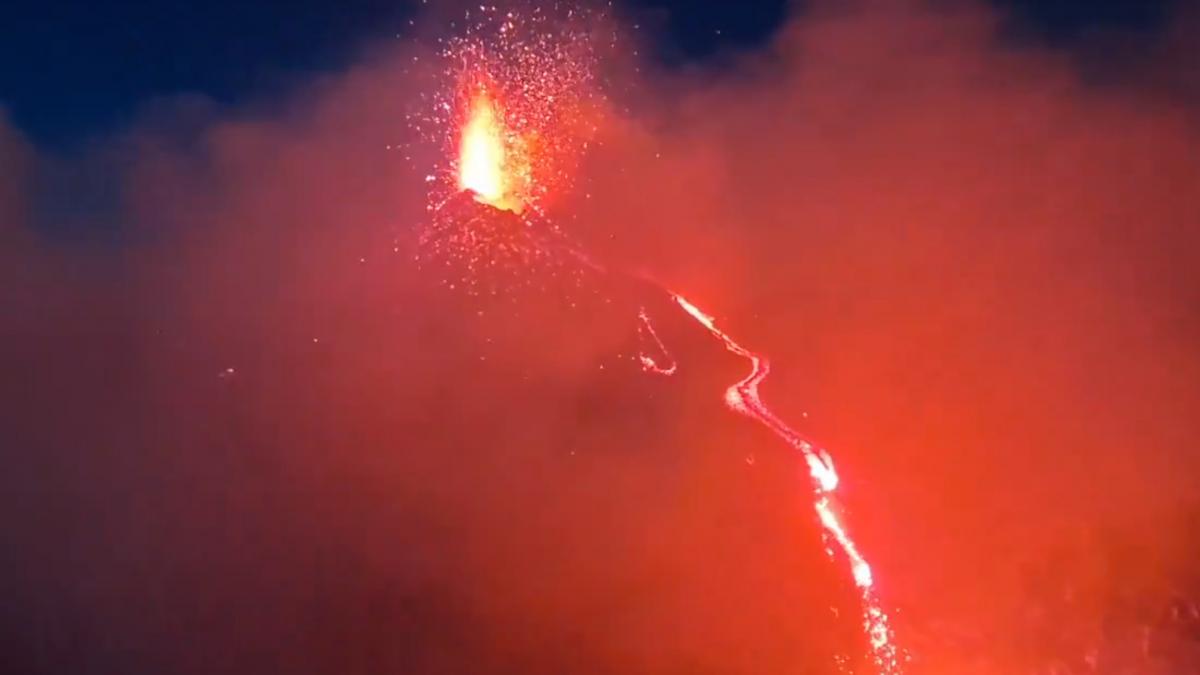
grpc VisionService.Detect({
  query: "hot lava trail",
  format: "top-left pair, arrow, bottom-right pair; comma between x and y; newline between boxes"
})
658,293 -> 903,674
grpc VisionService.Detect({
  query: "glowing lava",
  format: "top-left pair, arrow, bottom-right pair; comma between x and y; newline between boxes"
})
667,293 -> 903,674
459,93 -> 504,201
458,91 -> 525,213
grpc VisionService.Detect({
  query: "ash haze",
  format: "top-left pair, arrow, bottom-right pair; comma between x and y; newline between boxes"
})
2,1 -> 1199,674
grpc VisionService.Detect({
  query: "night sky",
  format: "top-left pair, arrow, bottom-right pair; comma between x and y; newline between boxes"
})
0,0 -> 1181,148
3,2 -> 1199,674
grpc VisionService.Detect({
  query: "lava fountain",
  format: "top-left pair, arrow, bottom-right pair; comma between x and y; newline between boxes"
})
458,90 -> 524,214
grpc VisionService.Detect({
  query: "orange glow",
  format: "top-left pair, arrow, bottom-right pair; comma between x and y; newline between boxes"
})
458,92 -> 523,213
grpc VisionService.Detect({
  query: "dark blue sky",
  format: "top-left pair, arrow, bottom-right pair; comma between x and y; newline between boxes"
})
0,0 -> 1179,148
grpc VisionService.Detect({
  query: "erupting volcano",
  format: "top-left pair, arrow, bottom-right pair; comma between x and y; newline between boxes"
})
414,6 -> 905,673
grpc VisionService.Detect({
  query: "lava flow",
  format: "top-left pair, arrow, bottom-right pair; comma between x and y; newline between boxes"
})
663,294 -> 903,674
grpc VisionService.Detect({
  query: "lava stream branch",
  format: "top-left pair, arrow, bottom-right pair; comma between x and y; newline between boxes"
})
665,292 -> 903,675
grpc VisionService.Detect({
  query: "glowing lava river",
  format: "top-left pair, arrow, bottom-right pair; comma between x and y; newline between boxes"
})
656,293 -> 903,674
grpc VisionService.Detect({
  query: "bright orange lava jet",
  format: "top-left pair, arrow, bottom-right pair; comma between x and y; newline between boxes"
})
458,91 -> 523,213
